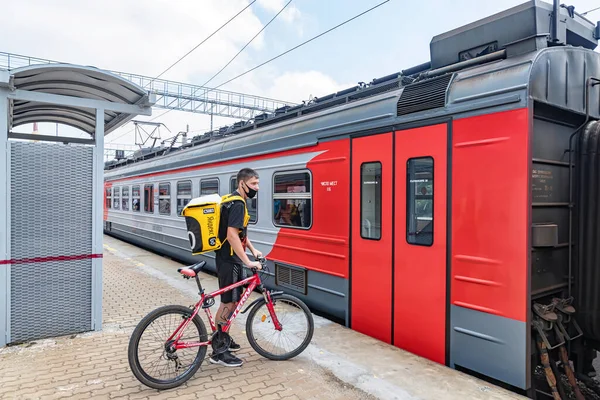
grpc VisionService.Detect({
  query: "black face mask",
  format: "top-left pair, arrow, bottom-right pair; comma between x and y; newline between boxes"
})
243,182 -> 258,199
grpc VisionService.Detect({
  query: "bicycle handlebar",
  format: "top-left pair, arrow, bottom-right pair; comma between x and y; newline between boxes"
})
250,256 -> 267,273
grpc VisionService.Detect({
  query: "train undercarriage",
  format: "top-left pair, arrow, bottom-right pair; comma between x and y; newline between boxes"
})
528,118 -> 600,399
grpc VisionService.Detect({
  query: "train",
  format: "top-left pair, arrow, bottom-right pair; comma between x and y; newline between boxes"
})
104,1 -> 600,398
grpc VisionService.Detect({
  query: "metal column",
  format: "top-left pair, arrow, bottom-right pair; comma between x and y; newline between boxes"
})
91,109 -> 104,331
0,88 -> 8,347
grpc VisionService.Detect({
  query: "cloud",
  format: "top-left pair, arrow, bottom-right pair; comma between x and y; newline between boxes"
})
2,0 -> 266,80
257,0 -> 302,24
265,70 -> 354,103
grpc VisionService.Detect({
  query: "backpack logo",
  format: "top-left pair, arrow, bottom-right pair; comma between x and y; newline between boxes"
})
208,237 -> 216,246
203,208 -> 215,214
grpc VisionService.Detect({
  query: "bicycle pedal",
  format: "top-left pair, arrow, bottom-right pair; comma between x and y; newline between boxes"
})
202,297 -> 215,309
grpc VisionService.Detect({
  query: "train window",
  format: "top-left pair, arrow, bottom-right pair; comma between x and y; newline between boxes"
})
406,157 -> 434,246
201,178 -> 219,195
113,187 -> 120,210
106,187 -> 111,209
144,184 -> 154,213
132,185 -> 140,212
273,170 -> 312,229
230,176 -> 258,224
177,181 -> 192,216
360,162 -> 381,240
159,183 -> 171,215
122,186 -> 130,211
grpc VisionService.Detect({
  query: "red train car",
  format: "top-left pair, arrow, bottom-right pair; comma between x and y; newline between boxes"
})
104,1 -> 600,397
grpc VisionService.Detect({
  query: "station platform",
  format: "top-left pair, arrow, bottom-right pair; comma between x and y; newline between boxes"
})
0,235 -> 526,400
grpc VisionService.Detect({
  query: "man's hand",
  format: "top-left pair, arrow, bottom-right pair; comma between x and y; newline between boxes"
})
253,250 -> 263,259
247,260 -> 262,269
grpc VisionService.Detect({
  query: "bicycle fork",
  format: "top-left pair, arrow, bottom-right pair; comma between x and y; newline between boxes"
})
263,291 -> 283,331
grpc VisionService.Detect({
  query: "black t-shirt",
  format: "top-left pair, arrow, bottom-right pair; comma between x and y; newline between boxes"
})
215,191 -> 247,264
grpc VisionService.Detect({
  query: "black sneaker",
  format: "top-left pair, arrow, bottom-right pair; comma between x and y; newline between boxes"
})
229,338 -> 241,352
209,351 -> 243,367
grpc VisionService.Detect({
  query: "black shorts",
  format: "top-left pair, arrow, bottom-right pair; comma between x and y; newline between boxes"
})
216,260 -> 245,304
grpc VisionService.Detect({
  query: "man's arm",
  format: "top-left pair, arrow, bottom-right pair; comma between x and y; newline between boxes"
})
225,202 -> 261,268
227,227 -> 253,265
245,237 -> 262,258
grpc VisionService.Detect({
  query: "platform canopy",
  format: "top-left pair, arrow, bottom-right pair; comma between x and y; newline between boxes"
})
0,63 -> 155,141
0,63 -> 154,348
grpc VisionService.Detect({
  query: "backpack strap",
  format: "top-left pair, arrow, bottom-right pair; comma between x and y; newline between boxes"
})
218,194 -> 250,254
221,194 -> 250,227
221,194 -> 245,204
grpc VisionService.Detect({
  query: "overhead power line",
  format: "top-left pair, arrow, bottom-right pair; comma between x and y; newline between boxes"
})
143,0 -> 257,88
582,6 -> 600,15
201,0 -> 293,88
209,0 -> 391,93
107,1 -> 258,144
142,0 -> 294,128
108,0 -> 391,145
140,0 -> 390,132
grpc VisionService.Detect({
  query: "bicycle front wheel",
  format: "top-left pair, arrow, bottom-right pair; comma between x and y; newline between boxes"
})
128,305 -> 208,390
245,293 -> 314,361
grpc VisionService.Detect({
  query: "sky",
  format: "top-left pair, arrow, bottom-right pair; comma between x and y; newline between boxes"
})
1,0 -> 599,157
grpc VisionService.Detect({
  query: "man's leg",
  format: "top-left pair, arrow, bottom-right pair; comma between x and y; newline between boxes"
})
216,301 -> 237,325
214,300 -> 241,352
217,263 -> 244,352
210,260 -> 243,367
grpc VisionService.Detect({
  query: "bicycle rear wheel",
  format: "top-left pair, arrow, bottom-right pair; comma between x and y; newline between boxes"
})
128,305 -> 208,390
245,293 -> 314,361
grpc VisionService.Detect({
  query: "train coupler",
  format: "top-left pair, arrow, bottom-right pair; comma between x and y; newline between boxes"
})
533,300 -> 586,400
533,302 -> 565,350
551,297 -> 584,342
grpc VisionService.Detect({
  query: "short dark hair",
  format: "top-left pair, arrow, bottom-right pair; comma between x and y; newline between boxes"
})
237,168 -> 259,185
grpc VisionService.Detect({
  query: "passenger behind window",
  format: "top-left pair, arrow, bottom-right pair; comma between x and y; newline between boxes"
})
289,203 -> 301,226
274,199 -> 283,224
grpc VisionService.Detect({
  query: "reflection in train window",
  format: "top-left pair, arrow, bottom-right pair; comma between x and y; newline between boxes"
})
113,187 -> 120,210
122,186 -> 130,211
360,162 -> 381,240
407,157 -> 434,246
177,180 -> 192,216
132,185 -> 140,212
273,170 -> 312,229
106,187 -> 112,209
230,176 -> 257,224
159,183 -> 171,215
201,178 -> 219,195
144,184 -> 154,213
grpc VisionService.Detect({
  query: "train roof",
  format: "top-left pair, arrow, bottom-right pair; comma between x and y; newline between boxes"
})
105,0 -> 600,180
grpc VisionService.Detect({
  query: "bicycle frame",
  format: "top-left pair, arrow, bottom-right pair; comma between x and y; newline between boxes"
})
169,269 -> 281,350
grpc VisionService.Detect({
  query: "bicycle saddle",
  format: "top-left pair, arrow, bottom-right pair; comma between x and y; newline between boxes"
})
178,261 -> 206,277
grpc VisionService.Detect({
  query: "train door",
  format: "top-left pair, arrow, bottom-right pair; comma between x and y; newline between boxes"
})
350,124 -> 448,363
350,132 -> 394,344
393,124 -> 448,364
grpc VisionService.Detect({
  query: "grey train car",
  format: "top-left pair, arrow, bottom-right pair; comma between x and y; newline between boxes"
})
105,1 -> 600,398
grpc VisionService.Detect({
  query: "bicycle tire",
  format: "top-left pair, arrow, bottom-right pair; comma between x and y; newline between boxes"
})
245,293 -> 314,361
128,305 -> 208,390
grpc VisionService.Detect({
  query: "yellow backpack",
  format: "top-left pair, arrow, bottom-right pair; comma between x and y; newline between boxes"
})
181,193 -> 249,255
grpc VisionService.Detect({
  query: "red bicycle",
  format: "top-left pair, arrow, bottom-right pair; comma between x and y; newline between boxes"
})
127,257 -> 314,390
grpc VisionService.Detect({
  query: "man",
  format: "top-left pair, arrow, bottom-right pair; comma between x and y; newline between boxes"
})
210,167 -> 262,367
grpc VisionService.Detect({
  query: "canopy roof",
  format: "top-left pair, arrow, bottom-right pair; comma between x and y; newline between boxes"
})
7,64 -> 152,135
